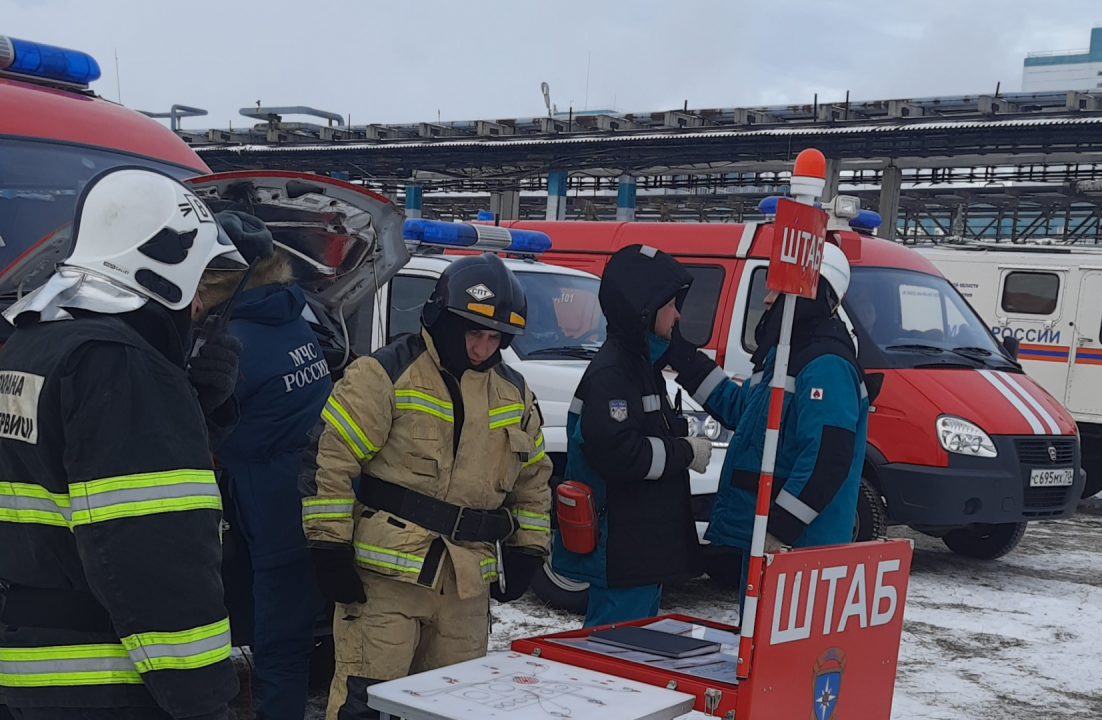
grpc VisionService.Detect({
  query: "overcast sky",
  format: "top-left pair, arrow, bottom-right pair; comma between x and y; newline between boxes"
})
5,0 -> 1101,129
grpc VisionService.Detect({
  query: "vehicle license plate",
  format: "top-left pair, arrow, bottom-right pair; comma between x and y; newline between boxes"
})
1029,467 -> 1074,487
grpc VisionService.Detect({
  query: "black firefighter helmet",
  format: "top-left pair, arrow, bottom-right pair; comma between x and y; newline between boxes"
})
422,253 -> 527,347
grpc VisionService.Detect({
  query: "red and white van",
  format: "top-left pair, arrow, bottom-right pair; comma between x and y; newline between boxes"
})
0,37 -> 408,648
505,214 -> 1084,560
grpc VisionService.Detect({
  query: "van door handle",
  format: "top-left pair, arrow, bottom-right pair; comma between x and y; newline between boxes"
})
1078,337 -> 1094,345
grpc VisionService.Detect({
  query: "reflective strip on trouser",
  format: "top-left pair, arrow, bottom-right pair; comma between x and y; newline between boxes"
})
394,389 -> 454,422
0,643 -> 143,688
1,471 -> 220,528
354,543 -> 424,573
302,497 -> 356,522
522,433 -> 546,468
322,397 -> 378,460
489,404 -> 524,429
512,509 -> 551,533
120,617 -> 232,673
480,557 -> 498,580
644,437 -> 666,480
69,470 -> 221,526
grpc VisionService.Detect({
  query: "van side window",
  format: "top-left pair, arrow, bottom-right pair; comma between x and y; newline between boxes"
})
680,265 -> 726,346
742,267 -> 770,353
388,275 -> 437,342
1001,272 -> 1059,315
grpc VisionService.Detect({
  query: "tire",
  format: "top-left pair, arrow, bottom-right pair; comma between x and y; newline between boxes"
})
1080,448 -> 1102,499
531,559 -> 590,615
942,522 -> 1027,559
853,477 -> 888,542
704,550 -> 743,590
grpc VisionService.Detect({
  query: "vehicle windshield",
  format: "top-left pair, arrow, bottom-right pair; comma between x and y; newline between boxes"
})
0,137 -> 196,297
510,270 -> 606,360
845,267 -> 1016,370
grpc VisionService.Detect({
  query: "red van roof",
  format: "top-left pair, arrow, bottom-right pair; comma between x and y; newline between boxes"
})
0,77 -> 209,174
506,220 -> 941,276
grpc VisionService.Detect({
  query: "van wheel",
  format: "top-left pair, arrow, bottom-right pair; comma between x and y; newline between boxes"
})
942,522 -> 1027,559
531,559 -> 589,615
1080,449 -> 1102,499
853,478 -> 888,542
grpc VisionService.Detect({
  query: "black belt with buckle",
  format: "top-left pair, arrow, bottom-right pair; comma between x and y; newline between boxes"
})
359,476 -> 515,543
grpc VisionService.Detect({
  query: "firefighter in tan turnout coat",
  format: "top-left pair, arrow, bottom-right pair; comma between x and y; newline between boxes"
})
302,253 -> 553,719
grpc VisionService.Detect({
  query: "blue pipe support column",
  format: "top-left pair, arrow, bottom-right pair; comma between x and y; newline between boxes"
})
547,171 -> 568,221
405,184 -> 423,219
616,174 -> 637,222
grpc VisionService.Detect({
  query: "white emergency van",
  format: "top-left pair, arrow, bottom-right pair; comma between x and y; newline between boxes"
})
921,243 -> 1102,499
370,220 -> 733,612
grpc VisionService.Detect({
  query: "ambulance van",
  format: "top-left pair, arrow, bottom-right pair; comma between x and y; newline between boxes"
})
921,243 -> 1102,499
509,201 -> 1085,563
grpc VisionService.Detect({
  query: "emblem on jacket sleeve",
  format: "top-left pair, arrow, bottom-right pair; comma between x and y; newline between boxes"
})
812,647 -> 846,719
609,399 -> 628,422
466,283 -> 495,301
810,387 -> 824,401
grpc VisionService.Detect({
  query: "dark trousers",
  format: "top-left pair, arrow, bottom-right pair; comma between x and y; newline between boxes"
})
225,458 -> 324,720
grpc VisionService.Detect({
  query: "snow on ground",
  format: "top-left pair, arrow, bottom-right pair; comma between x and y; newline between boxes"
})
243,510 -> 1102,719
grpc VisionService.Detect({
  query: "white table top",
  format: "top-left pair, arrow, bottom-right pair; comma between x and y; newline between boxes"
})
367,651 -> 697,720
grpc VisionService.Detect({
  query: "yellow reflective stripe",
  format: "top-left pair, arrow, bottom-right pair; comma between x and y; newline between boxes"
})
512,509 -> 552,532
302,497 -> 355,522
120,618 -> 232,673
354,543 -> 424,573
395,389 -> 454,422
480,557 -> 498,580
322,397 -> 378,461
0,483 -> 72,527
394,389 -> 453,408
0,643 -> 143,688
489,404 -> 525,429
522,433 -> 546,468
489,404 -> 524,416
68,470 -> 221,527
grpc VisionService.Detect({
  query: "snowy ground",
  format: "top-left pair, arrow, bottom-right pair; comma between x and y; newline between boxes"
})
234,509 -> 1102,719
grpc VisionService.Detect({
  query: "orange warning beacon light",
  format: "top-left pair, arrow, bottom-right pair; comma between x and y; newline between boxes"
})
791,148 -> 827,204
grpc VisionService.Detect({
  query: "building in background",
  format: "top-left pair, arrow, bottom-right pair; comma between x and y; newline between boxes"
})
1023,27 -> 1102,92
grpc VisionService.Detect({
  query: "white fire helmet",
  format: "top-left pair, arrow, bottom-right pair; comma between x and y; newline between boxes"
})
63,167 -> 247,311
820,242 -> 850,307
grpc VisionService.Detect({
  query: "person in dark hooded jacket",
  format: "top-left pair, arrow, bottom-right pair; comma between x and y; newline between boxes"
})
552,245 -> 711,628
197,212 -> 331,720
666,243 -> 870,611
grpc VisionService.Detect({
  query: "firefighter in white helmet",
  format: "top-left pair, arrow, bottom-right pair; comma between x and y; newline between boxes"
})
0,167 -> 247,720
666,242 -> 873,610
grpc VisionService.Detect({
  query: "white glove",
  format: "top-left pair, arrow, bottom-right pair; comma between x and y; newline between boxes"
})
685,437 -> 712,474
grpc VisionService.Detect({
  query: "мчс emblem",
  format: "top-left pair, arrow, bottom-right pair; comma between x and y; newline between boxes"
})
466,283 -> 495,301
609,400 -> 628,423
811,647 -> 846,720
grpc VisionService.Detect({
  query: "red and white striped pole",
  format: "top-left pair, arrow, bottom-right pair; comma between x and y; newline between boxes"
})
736,149 -> 828,680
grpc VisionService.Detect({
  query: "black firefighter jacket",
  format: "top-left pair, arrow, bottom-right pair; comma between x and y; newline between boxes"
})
0,312 -> 237,716
552,245 -> 703,588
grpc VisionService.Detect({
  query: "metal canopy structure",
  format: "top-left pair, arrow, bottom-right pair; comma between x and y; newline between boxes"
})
180,91 -> 1102,242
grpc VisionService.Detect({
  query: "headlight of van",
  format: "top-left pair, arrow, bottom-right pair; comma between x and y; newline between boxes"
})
687,412 -> 731,449
936,415 -> 997,458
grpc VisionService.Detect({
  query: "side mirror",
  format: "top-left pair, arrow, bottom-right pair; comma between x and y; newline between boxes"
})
1002,335 -> 1020,361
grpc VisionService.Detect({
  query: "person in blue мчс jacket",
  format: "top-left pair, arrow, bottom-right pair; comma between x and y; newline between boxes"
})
553,244 -> 712,628
666,243 -> 871,612
198,211 -> 332,720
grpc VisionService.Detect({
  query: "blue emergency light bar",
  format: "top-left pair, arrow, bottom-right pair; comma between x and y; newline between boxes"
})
403,218 -> 552,254
0,36 -> 101,86
756,195 -> 823,214
850,210 -> 883,230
